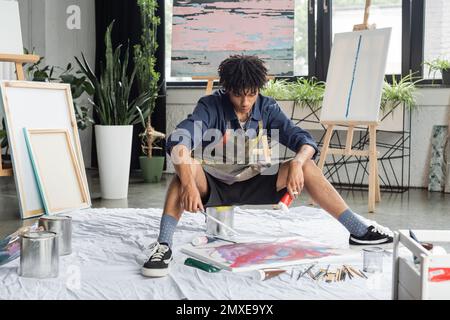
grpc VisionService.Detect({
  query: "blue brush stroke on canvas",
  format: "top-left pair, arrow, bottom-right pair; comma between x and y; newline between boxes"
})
345,35 -> 363,118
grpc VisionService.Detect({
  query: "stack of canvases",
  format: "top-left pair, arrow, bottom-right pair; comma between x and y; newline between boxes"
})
0,81 -> 92,219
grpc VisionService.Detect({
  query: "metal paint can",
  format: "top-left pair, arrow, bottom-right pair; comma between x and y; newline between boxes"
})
19,231 -> 59,279
205,206 -> 235,238
39,215 -> 72,256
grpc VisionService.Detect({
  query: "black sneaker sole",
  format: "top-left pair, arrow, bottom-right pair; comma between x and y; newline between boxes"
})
141,266 -> 170,278
349,236 -> 393,246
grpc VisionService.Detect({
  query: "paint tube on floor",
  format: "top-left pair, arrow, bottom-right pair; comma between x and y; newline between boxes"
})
243,269 -> 287,281
191,236 -> 218,247
277,193 -> 294,213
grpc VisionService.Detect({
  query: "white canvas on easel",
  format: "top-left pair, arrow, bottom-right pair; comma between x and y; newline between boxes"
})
320,28 -> 391,122
317,28 -> 391,213
0,1 -> 23,55
24,129 -> 90,215
0,81 -> 91,219
0,0 -> 23,80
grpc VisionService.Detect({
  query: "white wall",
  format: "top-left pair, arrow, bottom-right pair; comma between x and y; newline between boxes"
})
166,87 -> 450,189
43,0 -> 96,168
0,0 -> 95,167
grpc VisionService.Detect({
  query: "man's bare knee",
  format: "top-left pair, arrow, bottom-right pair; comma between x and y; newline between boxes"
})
303,159 -> 323,179
173,160 -> 208,197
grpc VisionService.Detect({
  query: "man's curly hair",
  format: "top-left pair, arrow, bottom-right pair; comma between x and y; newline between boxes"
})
218,55 -> 268,95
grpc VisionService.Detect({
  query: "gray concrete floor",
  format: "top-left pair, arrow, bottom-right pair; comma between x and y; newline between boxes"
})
1,169 -> 450,239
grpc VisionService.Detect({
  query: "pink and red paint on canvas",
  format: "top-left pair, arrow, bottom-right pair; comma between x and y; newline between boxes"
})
171,0 -> 294,77
182,237 -> 348,271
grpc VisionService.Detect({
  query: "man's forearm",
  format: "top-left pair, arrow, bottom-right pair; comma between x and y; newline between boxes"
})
171,145 -> 196,186
293,145 -> 316,166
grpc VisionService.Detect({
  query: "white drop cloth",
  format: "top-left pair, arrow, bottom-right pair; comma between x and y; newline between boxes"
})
0,206 -> 394,300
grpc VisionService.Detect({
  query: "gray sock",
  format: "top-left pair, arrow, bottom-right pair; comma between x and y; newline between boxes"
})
157,215 -> 179,247
337,209 -> 369,237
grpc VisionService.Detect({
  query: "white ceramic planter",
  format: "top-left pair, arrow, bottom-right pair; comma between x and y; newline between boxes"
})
378,104 -> 405,132
95,125 -> 133,199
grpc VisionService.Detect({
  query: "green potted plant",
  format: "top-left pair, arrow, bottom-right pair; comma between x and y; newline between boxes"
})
0,119 -> 11,170
134,0 -> 165,183
379,73 -> 421,131
261,79 -> 295,101
261,77 -> 325,130
290,77 -> 325,111
424,57 -> 450,85
75,21 -> 154,199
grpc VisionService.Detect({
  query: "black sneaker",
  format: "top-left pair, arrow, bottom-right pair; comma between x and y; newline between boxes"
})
349,225 -> 394,245
142,242 -> 173,277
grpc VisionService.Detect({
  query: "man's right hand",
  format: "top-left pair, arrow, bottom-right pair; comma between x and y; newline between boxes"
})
180,181 -> 205,213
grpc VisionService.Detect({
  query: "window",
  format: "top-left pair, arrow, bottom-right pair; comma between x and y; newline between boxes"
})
423,0 -> 450,79
294,0 -> 310,76
164,0 -> 416,84
332,0 -> 402,75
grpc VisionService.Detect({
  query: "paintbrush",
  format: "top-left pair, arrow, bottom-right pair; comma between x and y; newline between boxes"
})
358,269 -> 368,279
313,269 -> 324,280
307,268 -> 316,280
343,265 -> 353,279
201,210 -> 241,236
297,263 -> 316,280
212,236 -> 238,244
409,229 -> 420,243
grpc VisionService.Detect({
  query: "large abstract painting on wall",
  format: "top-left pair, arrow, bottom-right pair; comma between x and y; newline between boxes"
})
171,0 -> 295,77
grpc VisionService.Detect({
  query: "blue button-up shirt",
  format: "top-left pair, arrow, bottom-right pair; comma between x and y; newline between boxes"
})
167,90 -> 319,159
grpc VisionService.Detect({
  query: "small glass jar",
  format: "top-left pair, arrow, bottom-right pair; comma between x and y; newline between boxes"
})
363,247 -> 384,273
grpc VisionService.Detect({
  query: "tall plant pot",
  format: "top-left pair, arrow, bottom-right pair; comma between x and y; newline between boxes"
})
140,156 -> 165,183
442,69 -> 450,85
95,125 -> 133,199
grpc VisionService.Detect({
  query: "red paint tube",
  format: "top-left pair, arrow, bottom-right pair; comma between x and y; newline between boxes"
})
278,193 -> 294,213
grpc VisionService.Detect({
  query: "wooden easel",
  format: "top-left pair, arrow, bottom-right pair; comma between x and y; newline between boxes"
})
353,0 -> 376,31
192,76 -> 218,95
317,0 -> 381,213
317,121 -> 381,213
0,52 -> 40,176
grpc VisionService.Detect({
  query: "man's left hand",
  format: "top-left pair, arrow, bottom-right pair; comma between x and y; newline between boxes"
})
286,160 -> 304,199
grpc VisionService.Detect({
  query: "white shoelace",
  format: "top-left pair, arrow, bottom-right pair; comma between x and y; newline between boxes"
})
150,244 -> 169,262
370,223 -> 393,236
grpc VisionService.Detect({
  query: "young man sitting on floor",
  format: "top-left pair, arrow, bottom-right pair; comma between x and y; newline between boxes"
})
142,55 -> 393,278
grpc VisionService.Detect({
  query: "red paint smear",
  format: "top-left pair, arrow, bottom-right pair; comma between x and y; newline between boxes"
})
214,240 -> 334,268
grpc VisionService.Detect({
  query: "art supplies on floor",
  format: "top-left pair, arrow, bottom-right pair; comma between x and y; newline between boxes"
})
0,207 -> 395,299
184,257 -> 221,273
181,236 -> 356,272
295,263 -> 368,283
0,223 -> 42,266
